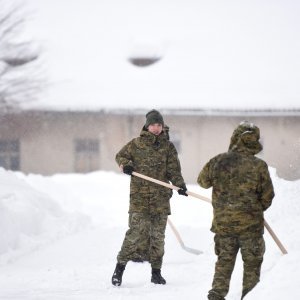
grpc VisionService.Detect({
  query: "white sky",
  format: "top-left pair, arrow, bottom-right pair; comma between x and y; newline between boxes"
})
22,0 -> 300,110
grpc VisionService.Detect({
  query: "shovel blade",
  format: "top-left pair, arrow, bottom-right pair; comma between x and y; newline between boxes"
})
182,245 -> 203,255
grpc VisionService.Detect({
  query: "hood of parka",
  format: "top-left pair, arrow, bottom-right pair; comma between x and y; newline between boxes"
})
229,121 -> 263,155
140,126 -> 168,145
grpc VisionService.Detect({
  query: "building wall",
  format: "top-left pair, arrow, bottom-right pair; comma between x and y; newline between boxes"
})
0,110 -> 299,183
164,114 -> 300,183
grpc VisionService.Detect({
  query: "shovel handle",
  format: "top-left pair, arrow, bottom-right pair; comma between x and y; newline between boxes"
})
131,171 -> 288,255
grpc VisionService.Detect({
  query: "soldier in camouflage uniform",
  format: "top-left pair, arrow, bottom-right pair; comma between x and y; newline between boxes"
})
111,110 -> 188,286
130,125 -> 171,263
197,121 -> 275,300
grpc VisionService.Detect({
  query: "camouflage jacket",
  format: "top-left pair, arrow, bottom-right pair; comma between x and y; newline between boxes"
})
198,126 -> 274,235
116,128 -> 186,215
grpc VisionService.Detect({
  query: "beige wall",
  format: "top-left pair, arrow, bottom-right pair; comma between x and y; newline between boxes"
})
164,114 -> 300,182
0,110 -> 299,183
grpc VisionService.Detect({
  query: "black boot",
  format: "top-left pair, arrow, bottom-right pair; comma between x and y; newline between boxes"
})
151,268 -> 166,285
112,263 -> 126,286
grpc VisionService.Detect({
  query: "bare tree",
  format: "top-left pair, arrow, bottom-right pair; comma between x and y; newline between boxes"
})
0,0 -> 45,112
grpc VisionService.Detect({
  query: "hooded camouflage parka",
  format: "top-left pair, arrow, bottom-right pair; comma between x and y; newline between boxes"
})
116,127 -> 186,215
198,122 -> 275,236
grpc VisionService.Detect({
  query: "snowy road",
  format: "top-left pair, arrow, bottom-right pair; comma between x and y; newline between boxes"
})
0,223 -> 284,300
0,225 -> 217,300
0,170 -> 298,299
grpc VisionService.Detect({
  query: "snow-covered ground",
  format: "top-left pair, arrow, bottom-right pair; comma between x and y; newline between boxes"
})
0,167 -> 298,299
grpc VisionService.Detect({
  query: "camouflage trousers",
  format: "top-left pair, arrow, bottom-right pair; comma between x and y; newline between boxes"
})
117,212 -> 168,269
208,234 -> 265,300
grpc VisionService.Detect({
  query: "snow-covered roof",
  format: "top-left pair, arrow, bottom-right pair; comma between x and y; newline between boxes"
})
23,0 -> 300,111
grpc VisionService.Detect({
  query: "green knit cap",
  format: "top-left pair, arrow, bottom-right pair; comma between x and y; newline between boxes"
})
145,109 -> 164,128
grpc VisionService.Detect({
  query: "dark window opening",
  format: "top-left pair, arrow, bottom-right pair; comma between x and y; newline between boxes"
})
74,139 -> 100,173
0,139 -> 20,170
170,132 -> 181,154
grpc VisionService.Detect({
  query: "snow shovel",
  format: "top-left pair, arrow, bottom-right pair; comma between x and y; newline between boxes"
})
167,217 -> 203,255
132,171 -> 288,255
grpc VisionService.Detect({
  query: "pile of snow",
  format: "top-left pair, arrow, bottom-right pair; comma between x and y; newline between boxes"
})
0,168 -> 90,264
0,167 -> 299,299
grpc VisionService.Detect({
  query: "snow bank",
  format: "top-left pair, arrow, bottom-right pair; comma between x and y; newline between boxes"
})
0,168 -> 91,264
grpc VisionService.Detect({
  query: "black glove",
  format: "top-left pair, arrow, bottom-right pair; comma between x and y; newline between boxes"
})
123,165 -> 134,175
177,186 -> 188,196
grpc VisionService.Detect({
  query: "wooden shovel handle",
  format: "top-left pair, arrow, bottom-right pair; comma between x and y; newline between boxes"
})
131,171 -> 288,255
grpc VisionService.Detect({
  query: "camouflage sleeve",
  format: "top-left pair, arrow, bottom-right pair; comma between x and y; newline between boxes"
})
166,142 -> 186,188
259,162 -> 275,211
115,140 -> 134,167
197,159 -> 213,189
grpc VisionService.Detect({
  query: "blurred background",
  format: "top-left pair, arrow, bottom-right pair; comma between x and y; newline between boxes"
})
1,0 -> 300,183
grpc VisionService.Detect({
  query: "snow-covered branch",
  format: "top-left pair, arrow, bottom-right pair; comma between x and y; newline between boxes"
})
0,0 -> 46,112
